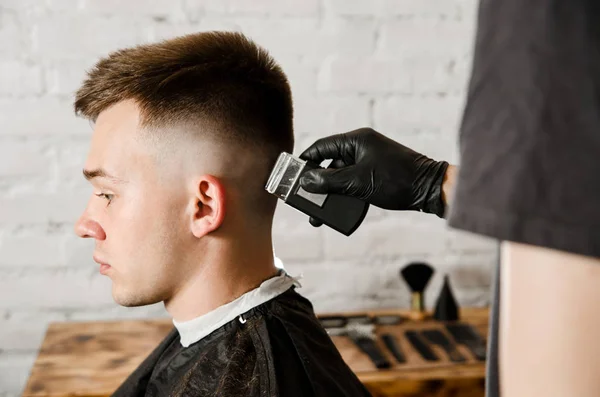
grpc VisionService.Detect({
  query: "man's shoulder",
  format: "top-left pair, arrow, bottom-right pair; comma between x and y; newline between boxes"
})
260,289 -> 372,397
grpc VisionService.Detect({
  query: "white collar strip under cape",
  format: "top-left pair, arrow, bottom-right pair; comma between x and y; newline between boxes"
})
173,270 -> 302,347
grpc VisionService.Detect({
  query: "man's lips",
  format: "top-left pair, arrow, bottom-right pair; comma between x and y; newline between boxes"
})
93,256 -> 111,274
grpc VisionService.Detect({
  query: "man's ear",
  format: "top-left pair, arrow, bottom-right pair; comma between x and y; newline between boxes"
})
190,175 -> 226,238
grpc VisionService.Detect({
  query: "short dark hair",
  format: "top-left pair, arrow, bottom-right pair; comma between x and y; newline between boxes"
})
74,30 -> 294,162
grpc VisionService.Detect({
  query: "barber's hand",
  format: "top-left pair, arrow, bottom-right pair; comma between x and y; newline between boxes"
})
299,128 -> 449,226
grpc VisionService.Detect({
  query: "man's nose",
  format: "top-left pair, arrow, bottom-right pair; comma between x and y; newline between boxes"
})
74,215 -> 106,240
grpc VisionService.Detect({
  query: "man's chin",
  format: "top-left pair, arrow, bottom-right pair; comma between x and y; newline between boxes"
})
111,287 -> 161,307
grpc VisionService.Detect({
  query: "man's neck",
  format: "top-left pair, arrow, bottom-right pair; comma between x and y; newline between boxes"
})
164,238 -> 279,322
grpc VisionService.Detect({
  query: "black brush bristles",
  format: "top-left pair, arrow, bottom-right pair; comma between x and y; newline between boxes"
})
400,262 -> 434,293
401,262 -> 435,316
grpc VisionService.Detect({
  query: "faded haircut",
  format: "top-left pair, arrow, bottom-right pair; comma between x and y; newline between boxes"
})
74,31 -> 294,219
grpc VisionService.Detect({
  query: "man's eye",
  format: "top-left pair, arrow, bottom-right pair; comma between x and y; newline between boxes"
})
95,193 -> 114,204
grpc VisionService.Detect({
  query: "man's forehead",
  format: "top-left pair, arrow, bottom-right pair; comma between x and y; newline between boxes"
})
83,100 -> 143,184
95,100 -> 141,129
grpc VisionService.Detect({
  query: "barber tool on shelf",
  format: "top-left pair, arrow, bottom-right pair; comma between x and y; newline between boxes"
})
318,316 -> 348,329
319,315 -> 391,369
373,314 -> 403,326
372,315 -> 406,363
405,330 -> 439,361
421,329 -> 466,362
445,323 -> 487,361
380,333 -> 406,363
347,323 -> 392,369
318,314 -> 373,332
433,274 -> 460,321
265,152 -> 369,236
400,262 -> 434,321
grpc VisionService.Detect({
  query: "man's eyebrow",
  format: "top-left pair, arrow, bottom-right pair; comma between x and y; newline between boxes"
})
82,168 -> 127,184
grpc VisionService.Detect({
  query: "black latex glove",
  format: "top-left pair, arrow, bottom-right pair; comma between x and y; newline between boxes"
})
299,128 -> 449,227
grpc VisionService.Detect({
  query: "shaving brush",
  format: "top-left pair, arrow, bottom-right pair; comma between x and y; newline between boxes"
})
400,262 -> 434,321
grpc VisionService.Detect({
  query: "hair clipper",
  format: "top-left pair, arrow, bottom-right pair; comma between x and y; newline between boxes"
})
265,152 -> 369,236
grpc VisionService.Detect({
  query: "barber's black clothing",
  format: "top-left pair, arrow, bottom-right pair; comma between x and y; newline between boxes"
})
111,288 -> 371,397
447,0 -> 600,396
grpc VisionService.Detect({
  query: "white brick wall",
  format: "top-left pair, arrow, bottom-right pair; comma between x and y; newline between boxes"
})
0,0 -> 495,394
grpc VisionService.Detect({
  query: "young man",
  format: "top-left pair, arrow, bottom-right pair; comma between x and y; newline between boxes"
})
74,31 -> 370,396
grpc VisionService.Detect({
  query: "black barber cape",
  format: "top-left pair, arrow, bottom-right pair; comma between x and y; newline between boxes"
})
111,288 -> 371,397
447,0 -> 600,396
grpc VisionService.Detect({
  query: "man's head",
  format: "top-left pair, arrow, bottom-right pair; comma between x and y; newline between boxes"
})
73,31 -> 293,308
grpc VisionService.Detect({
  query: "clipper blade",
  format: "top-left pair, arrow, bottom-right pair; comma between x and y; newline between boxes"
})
265,152 -> 306,201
